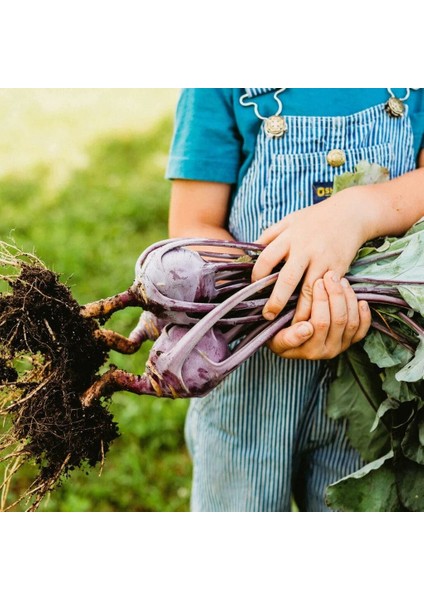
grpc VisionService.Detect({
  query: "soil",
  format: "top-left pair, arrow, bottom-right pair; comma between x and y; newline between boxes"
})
0,257 -> 119,510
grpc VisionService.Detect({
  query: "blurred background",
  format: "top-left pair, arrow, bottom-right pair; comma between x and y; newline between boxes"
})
0,88 -> 193,511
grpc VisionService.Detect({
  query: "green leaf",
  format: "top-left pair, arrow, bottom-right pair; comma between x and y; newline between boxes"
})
395,455 -> 424,511
398,284 -> 424,318
376,239 -> 391,253
401,407 -> 424,465
370,398 -> 399,433
325,452 -> 402,512
419,419 -> 424,446
363,330 -> 413,368
369,231 -> 424,282
404,217 -> 424,237
354,246 -> 379,260
327,347 -> 390,462
382,366 -> 421,403
396,335 -> 424,382
332,160 -> 389,194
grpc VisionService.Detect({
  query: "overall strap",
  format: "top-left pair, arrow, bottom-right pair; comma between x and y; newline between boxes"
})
244,88 -> 278,98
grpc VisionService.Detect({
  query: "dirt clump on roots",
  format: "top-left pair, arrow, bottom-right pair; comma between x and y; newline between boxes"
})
0,244 -> 119,511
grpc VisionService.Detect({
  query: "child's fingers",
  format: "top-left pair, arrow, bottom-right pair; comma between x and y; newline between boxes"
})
266,321 -> 314,355
322,271 -> 349,352
339,278 -> 361,349
278,278 -> 330,359
261,258 -> 308,319
351,301 -> 371,344
292,266 -> 329,323
251,235 -> 290,283
255,219 -> 289,246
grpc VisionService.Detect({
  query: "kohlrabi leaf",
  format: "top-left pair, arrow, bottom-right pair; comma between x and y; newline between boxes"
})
332,160 -> 389,195
327,347 -> 390,462
401,408 -> 424,465
363,330 -> 413,368
382,366 -> 421,403
370,398 -> 399,433
395,455 -> 424,511
398,284 -> 424,318
395,336 -> 424,382
325,452 -> 402,512
354,230 -> 424,283
404,216 -> 424,237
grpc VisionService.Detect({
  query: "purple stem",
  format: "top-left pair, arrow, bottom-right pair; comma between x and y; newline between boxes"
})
397,312 -> 424,337
351,249 -> 402,267
217,314 -> 265,325
155,273 -> 278,374
350,285 -> 402,297
223,308 -> 264,343
371,320 -> 415,353
222,309 -> 296,372
214,262 -> 253,272
215,282 -> 251,294
199,251 -> 251,260
355,293 -> 409,308
135,237 -> 263,275
232,319 -> 274,351
347,275 -> 423,285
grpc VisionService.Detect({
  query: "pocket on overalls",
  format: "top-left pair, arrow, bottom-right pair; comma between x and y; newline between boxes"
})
262,143 -> 393,229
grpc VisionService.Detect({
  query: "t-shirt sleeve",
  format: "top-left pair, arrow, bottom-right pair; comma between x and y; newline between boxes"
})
166,88 -> 242,184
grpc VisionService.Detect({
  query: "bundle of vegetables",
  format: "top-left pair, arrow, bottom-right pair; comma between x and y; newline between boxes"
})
80,160 -> 424,512
1,160 -> 423,511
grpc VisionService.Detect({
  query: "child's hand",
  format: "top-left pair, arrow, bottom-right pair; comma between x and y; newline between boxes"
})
266,271 -> 371,360
252,189 -> 372,323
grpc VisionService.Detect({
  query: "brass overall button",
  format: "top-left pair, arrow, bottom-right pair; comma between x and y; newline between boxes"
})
326,149 -> 346,167
385,96 -> 405,118
265,115 -> 288,138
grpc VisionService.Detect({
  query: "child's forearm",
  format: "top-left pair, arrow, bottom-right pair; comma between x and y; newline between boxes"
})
168,180 -> 237,254
345,166 -> 424,242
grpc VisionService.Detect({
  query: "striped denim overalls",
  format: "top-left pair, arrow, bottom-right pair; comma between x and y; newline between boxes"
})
185,88 -> 416,512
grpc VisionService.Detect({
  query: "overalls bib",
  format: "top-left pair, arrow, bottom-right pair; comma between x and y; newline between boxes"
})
185,88 -> 416,512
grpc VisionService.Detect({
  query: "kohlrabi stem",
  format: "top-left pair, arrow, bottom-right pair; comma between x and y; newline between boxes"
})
214,263 -> 253,272
347,275 -> 424,285
222,309 -> 296,372
355,293 -> 409,308
232,319 -> 272,350
397,312 -> 424,337
215,282 -> 251,294
371,320 -> 416,353
350,285 -> 402,297
135,237 -> 263,274
155,273 -> 278,373
199,251 -> 251,260
223,308 -> 264,342
350,249 -> 402,268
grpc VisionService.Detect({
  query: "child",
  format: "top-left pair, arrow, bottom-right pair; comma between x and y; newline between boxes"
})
166,88 -> 424,511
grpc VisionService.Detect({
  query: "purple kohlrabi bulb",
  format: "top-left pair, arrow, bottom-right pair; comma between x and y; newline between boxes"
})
146,324 -> 230,397
135,246 -> 217,303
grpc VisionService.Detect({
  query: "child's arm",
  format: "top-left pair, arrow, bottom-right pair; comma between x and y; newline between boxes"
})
169,180 -> 235,241
252,152 -> 424,360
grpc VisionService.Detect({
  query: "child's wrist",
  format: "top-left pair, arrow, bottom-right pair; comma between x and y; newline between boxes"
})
334,184 -> 390,243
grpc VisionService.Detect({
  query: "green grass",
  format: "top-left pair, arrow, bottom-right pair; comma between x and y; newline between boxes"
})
0,91 -> 192,512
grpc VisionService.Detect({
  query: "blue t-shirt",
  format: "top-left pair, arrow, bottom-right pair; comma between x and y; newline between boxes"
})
166,88 -> 424,189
